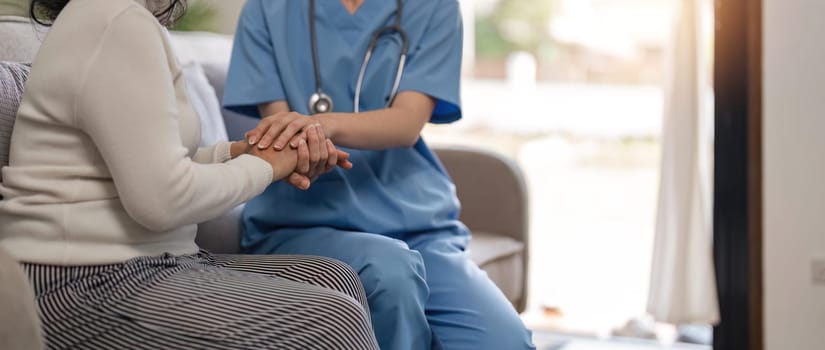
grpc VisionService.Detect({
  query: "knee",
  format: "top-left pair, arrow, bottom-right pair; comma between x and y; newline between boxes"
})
459,311 -> 534,350
305,256 -> 368,305
360,240 -> 427,303
307,290 -> 378,347
319,291 -> 370,324
483,319 -> 535,350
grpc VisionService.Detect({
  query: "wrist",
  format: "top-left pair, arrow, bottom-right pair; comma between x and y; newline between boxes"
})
243,146 -> 279,182
313,114 -> 338,141
230,141 -> 248,159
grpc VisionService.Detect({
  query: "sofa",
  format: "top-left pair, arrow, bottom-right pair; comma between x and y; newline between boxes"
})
174,31 -> 530,312
0,16 -> 529,348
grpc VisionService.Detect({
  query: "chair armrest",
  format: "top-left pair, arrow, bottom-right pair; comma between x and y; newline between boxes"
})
432,145 -> 529,244
432,144 -> 530,312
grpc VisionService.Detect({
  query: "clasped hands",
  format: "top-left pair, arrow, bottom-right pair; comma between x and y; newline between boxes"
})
240,112 -> 351,189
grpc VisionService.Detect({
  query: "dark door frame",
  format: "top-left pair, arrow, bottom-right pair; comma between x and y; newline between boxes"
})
713,0 -> 763,349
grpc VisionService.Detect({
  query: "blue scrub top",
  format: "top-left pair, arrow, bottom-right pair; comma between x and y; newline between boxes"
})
224,0 -> 466,241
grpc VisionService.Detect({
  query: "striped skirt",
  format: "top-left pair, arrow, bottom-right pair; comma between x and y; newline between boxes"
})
22,251 -> 379,350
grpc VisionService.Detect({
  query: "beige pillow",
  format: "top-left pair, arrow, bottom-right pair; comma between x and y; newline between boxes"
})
0,16 -> 46,63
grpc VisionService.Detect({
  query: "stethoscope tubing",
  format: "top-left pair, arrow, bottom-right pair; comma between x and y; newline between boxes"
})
308,0 -> 408,114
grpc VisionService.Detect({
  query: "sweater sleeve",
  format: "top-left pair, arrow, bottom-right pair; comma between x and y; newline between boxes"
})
192,141 -> 233,164
75,6 -> 273,232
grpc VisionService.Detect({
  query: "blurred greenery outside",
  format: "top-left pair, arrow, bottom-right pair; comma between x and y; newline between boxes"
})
475,0 -> 555,60
171,0 -> 220,32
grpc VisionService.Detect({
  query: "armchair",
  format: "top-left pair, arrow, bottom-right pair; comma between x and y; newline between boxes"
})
194,47 -> 530,311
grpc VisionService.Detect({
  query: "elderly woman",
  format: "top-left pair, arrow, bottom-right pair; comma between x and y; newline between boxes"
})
0,0 -> 378,348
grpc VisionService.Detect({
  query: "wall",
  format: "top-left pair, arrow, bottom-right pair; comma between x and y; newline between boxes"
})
763,0 -> 825,349
202,0 -> 244,34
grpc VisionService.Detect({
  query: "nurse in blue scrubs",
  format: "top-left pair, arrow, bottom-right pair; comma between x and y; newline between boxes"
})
224,1 -> 535,349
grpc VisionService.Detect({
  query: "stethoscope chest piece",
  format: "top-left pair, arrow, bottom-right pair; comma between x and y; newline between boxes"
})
308,0 -> 407,115
309,91 -> 334,114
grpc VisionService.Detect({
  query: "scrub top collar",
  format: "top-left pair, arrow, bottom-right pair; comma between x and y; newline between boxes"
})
316,0 -> 391,31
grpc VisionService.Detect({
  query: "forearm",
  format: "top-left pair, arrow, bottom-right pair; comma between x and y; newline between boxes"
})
192,142 -> 233,164
191,141 -> 250,163
256,91 -> 433,150
313,107 -> 423,150
315,91 -> 434,150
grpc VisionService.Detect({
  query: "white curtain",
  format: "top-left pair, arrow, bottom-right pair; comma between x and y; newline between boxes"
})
647,0 -> 719,325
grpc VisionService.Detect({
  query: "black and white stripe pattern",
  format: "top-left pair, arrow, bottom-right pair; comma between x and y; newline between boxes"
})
23,252 -> 379,350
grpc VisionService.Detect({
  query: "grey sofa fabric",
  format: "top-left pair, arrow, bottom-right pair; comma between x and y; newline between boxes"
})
196,142 -> 532,312
0,15 -> 39,179
434,146 -> 530,312
195,204 -> 245,254
0,16 -> 44,63
469,232 -> 525,308
191,42 -> 531,311
434,146 -> 529,249
0,247 -> 44,350
0,22 -> 44,347
0,61 -> 29,183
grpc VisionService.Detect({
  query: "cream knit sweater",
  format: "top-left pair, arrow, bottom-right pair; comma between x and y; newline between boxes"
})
0,0 -> 273,265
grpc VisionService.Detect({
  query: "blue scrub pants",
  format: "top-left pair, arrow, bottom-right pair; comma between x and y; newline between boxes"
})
246,227 -> 535,350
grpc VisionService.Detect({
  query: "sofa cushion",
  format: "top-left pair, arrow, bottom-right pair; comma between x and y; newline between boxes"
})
0,61 -> 29,181
467,231 -> 525,266
180,62 -> 229,146
167,32 -> 260,142
0,16 -> 44,63
467,232 -> 525,307
197,57 -> 261,141
196,204 -> 244,254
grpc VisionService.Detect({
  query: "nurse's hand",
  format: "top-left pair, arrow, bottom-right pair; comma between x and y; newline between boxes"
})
247,111 -> 352,175
247,111 -> 315,151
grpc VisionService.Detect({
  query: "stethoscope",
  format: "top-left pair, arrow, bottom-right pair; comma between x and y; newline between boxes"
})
308,0 -> 409,114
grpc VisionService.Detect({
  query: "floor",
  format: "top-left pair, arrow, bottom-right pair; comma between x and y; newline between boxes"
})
424,80 -> 701,345
533,331 -> 710,350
